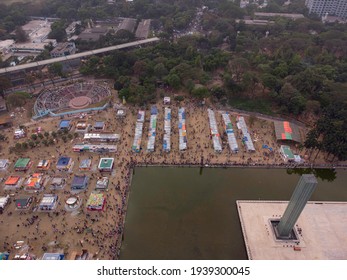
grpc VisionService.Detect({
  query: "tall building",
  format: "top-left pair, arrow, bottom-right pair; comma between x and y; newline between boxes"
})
305,0 -> 347,19
276,174 -> 318,238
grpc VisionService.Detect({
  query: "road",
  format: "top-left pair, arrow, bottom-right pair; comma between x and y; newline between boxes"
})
0,37 -> 160,75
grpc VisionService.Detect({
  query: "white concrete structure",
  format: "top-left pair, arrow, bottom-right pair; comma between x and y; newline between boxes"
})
237,200 -> 347,259
0,37 -> 159,74
305,0 -> 347,18
21,20 -> 52,43
0,40 -> 14,59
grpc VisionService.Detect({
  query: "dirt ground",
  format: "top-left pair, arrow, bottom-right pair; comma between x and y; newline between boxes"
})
0,81 -> 338,260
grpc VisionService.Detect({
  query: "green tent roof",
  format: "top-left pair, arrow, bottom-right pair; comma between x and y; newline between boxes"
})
98,158 -> 114,169
281,145 -> 295,159
14,158 -> 31,168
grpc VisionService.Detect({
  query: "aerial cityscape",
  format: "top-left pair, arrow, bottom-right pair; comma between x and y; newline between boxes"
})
0,0 -> 346,261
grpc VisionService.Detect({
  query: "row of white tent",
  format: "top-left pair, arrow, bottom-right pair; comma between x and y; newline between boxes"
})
236,116 -> 256,152
83,133 -> 120,142
221,113 -> 239,153
178,107 -> 187,151
147,107 -> 158,152
132,107 -> 188,152
132,110 -> 145,152
163,107 -> 171,152
208,109 -> 222,153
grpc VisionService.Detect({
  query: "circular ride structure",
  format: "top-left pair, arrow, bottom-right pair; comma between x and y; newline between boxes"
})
34,82 -> 111,117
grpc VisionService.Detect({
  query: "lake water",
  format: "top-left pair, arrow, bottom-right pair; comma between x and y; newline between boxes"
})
120,167 -> 347,260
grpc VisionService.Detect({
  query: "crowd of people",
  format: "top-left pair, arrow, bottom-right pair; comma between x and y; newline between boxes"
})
0,99 -> 341,260
34,83 -> 111,116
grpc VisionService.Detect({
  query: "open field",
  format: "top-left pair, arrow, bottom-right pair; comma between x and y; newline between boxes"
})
0,78 -> 339,260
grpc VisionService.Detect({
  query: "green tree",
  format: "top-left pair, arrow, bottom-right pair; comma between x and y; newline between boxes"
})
166,73 -> 181,90
49,62 -> 64,77
0,77 -> 12,95
28,141 -> 35,148
191,86 -> 210,99
42,139 -> 48,146
48,20 -> 67,42
153,63 -> 168,79
15,26 -> 28,42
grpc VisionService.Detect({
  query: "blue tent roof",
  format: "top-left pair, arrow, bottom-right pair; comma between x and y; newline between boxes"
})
59,120 -> 70,128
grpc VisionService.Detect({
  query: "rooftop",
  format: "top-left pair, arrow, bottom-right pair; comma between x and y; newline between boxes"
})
79,159 -> 92,169
59,120 -> 71,128
98,158 -> 114,169
14,158 -> 31,168
135,19 -> 151,38
5,176 -> 20,185
72,175 -> 88,186
118,18 -> 137,33
94,121 -> 105,128
87,193 -> 105,207
274,121 -> 302,143
57,156 -> 71,166
254,12 -> 305,19
237,200 -> 347,260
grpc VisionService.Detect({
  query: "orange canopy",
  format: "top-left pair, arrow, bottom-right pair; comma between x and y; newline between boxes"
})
5,176 -> 20,185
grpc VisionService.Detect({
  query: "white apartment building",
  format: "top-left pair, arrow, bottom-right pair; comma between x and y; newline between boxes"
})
305,0 -> 347,19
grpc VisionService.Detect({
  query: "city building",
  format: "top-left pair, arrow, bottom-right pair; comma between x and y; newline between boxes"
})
135,19 -> 151,39
117,18 -> 137,34
11,40 -> 57,54
65,21 -> 81,38
21,20 -> 52,43
254,12 -> 305,20
78,26 -> 108,42
305,0 -> 347,19
50,42 -> 76,58
0,39 -> 14,60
